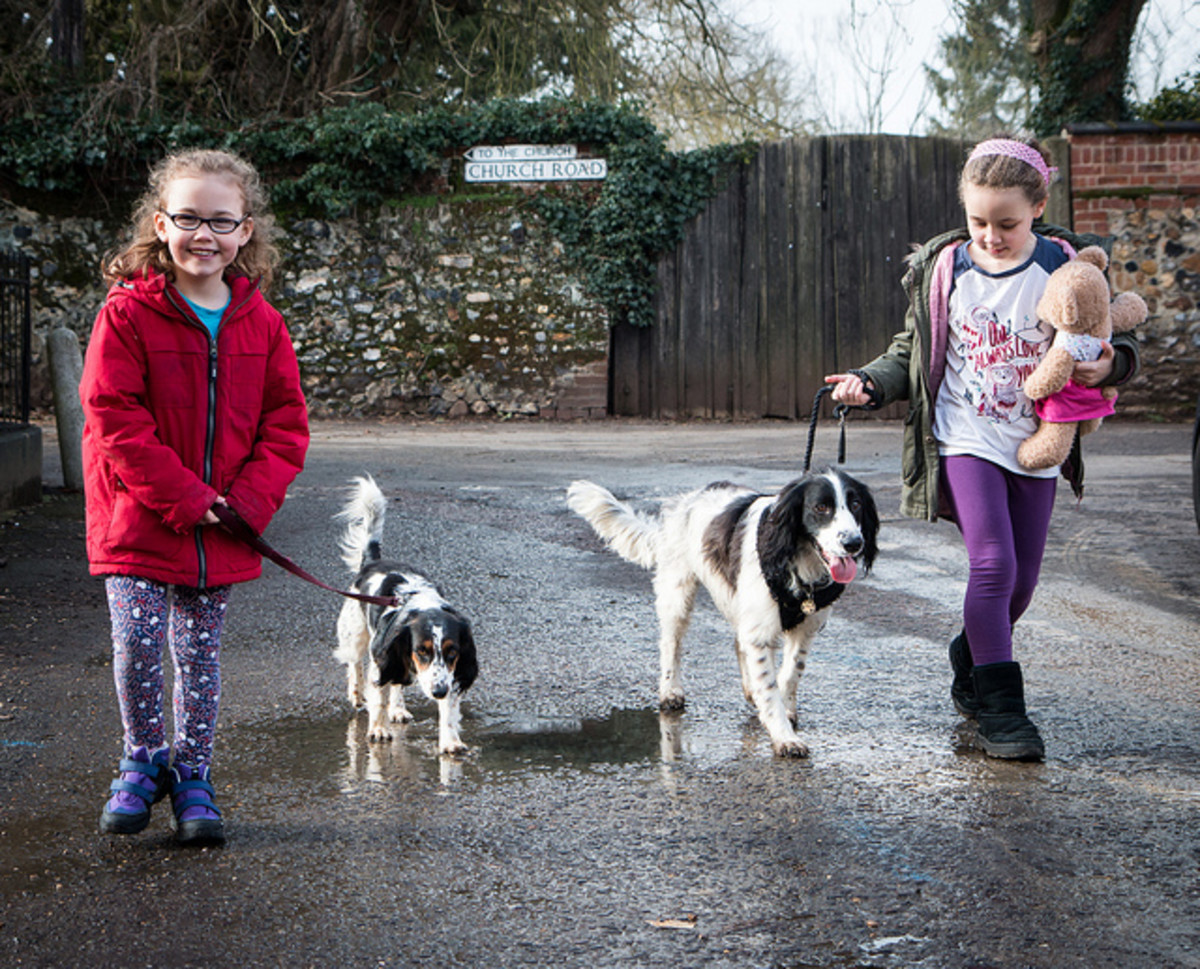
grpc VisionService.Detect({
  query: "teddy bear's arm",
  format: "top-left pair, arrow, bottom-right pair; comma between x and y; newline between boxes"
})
1022,347 -> 1075,401
1109,291 -> 1148,334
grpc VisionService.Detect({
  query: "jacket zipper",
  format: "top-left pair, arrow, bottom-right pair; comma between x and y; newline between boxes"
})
165,284 -> 257,588
197,338 -> 218,588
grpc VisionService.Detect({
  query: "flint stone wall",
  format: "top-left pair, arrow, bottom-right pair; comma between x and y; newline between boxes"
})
1105,204 -> 1200,416
1,197 -> 610,421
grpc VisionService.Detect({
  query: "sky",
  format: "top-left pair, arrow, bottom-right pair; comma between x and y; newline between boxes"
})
734,0 -> 1200,134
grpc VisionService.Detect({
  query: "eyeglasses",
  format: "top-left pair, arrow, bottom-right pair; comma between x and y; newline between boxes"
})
160,212 -> 250,234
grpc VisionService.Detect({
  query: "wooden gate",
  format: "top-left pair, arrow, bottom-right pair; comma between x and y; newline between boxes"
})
609,135 -> 969,419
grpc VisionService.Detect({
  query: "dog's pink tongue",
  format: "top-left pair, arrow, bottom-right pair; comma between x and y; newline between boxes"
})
829,556 -> 858,584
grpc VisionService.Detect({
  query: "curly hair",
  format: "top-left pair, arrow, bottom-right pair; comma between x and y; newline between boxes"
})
103,149 -> 279,290
959,134 -> 1052,209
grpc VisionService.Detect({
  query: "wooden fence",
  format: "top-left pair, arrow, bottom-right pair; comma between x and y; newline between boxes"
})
608,135 -> 971,419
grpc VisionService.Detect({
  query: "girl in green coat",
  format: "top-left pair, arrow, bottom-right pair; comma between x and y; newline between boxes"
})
825,136 -> 1139,762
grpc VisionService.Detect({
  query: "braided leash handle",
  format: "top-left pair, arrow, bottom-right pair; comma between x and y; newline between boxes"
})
803,369 -> 880,473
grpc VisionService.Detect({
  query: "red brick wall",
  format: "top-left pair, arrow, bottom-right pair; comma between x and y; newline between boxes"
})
1068,127 -> 1200,235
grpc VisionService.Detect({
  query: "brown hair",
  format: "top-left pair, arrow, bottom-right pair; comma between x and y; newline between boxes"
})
103,149 -> 279,290
959,134 -> 1051,208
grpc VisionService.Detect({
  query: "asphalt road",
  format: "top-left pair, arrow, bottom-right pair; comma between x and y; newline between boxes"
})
2,417 -> 1198,969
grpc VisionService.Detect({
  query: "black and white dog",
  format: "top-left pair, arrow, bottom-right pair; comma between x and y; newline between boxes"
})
334,476 -> 477,755
567,470 -> 878,758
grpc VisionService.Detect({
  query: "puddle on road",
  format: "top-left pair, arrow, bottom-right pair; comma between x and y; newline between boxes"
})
472,707 -> 668,771
231,701 -> 784,793
333,706 -> 680,790
228,697 -> 1003,804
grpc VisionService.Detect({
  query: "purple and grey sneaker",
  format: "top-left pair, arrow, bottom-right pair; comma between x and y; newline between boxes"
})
170,762 -> 225,846
98,746 -> 170,835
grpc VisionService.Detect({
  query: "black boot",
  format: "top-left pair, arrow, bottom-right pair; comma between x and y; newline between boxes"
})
949,629 -> 980,718
970,662 -> 1044,762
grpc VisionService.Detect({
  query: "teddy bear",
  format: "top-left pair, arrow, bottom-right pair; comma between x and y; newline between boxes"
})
1017,245 -> 1146,471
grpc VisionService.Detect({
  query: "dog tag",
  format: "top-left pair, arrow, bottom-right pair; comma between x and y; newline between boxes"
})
802,598 -> 816,615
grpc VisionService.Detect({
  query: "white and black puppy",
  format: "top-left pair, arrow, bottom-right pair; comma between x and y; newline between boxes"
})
334,475 -> 477,755
567,469 -> 878,758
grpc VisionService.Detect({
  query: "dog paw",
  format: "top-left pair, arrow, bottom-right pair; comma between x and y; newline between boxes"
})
773,738 -> 810,759
389,709 -> 415,724
658,693 -> 686,713
367,725 -> 395,743
439,741 -> 469,758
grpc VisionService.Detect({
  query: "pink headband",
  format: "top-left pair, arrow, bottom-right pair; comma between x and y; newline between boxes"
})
968,139 -> 1057,185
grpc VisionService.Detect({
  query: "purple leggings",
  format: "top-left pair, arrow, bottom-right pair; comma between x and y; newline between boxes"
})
106,576 -> 230,768
939,455 -> 1057,666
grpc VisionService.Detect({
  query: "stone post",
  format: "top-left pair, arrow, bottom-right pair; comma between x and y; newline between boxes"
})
46,327 -> 85,491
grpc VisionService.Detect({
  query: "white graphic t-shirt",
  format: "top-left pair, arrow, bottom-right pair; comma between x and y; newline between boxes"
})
932,236 -> 1068,476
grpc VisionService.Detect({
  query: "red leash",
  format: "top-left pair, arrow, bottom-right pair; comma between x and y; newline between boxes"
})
212,503 -> 398,607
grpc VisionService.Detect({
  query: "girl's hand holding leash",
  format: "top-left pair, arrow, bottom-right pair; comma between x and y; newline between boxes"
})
201,495 -> 229,526
824,372 -> 876,407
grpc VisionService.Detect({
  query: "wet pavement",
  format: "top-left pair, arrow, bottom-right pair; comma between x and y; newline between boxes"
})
2,417 -> 1198,969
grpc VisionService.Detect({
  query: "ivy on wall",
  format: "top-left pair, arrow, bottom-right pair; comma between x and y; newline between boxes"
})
0,98 -> 754,327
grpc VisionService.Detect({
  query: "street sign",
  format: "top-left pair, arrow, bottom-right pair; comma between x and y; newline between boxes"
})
463,144 -> 577,162
465,157 -> 607,183
462,144 -> 607,183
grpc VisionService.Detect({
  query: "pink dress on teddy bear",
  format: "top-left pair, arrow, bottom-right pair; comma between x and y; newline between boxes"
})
1033,331 -> 1116,424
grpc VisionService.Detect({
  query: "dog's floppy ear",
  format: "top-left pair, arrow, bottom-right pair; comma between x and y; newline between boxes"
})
371,611 -> 415,685
758,478 -> 809,587
841,471 -> 880,573
453,616 -> 479,691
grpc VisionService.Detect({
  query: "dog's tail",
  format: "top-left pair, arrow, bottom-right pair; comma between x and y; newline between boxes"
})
336,474 -> 387,572
566,480 -> 659,569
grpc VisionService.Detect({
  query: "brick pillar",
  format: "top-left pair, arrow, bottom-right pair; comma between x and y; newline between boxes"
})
545,359 -> 608,420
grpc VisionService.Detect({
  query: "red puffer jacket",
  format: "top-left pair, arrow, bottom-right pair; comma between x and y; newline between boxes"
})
80,270 -> 309,588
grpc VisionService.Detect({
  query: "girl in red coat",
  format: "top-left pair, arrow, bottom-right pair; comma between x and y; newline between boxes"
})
81,149 -> 309,845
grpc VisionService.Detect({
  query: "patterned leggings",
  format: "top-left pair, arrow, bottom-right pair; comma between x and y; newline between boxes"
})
106,576 -> 230,768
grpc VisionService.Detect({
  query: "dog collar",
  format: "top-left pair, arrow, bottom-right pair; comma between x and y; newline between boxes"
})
769,578 -> 846,629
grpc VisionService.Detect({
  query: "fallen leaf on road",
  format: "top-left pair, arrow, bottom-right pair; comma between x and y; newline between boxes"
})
649,915 -> 698,930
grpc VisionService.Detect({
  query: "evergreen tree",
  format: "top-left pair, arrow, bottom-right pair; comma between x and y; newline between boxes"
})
925,0 -> 1036,137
